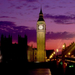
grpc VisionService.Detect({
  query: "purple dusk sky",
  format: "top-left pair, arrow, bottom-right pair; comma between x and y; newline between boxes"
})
0,0 -> 75,52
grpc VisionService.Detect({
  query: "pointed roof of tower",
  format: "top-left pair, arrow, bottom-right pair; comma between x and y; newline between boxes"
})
38,8 -> 44,21
40,8 -> 43,14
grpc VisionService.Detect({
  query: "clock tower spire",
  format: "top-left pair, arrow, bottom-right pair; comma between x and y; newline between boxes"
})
40,8 -> 43,14
38,8 -> 44,21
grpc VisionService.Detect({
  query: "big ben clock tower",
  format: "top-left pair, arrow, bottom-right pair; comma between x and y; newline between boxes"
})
37,8 -> 46,62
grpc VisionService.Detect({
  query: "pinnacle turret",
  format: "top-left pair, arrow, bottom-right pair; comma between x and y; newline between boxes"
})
39,8 -> 43,14
38,8 -> 44,21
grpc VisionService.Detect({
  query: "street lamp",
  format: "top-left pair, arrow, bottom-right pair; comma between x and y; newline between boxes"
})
62,44 -> 65,48
62,44 -> 66,54
62,43 -> 66,49
53,52 -> 55,54
53,51 -> 56,60
56,49 -> 59,60
56,49 -> 59,66
68,52 -> 71,57
68,52 -> 70,55
56,49 -> 58,55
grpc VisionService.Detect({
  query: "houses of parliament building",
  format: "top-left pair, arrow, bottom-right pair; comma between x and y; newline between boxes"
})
0,9 -> 47,63
27,8 -> 46,63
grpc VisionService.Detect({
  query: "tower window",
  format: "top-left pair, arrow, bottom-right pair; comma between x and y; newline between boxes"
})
35,52 -> 37,55
35,57 -> 37,60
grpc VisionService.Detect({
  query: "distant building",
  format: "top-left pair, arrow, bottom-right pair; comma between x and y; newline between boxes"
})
33,48 -> 37,62
46,50 -> 54,59
27,46 -> 34,62
62,42 -> 75,57
0,48 -> 2,63
27,46 -> 37,62
1,34 -> 12,63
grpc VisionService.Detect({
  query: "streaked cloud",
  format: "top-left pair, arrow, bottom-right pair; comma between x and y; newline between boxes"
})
0,16 -> 17,19
44,14 -> 75,24
44,5 -> 49,8
16,6 -> 23,9
0,21 -> 36,42
26,0 -> 37,2
46,32 -> 75,40
18,0 -> 37,2
0,21 -> 75,43
32,7 -> 38,10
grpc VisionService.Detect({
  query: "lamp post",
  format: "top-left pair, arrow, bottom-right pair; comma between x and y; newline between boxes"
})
62,44 -> 65,48
56,49 -> 58,56
62,43 -> 66,56
68,52 -> 71,57
56,49 -> 59,66
53,51 -> 56,61
56,49 -> 59,60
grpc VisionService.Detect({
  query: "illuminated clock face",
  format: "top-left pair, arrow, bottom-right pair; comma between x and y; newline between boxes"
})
39,25 -> 43,30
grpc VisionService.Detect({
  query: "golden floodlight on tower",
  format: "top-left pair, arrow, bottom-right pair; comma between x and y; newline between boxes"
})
37,8 -> 46,62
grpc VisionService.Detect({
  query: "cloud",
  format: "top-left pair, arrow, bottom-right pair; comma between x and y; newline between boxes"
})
19,13 -> 23,16
44,14 -> 75,24
44,14 -> 75,19
54,19 -> 74,24
58,6 -> 65,8
8,2 -> 16,8
0,16 -> 17,19
16,6 -> 23,9
0,21 -> 16,26
46,32 -> 75,40
44,5 -> 49,8
26,0 -> 37,2
32,7 -> 38,10
0,16 -> 9,18
18,0 -> 37,2
0,21 -> 75,43
0,21 -> 36,42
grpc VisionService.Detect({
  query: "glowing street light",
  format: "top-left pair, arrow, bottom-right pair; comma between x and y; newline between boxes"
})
62,44 -> 66,51
53,52 -> 55,54
65,55 -> 67,57
62,45 -> 65,48
56,49 -> 59,58
49,51 -> 56,60
68,52 -> 71,55
56,49 -> 58,52
50,55 -> 52,58
56,49 -> 58,55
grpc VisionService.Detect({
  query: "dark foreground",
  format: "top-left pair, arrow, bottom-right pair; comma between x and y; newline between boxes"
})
0,61 -> 75,75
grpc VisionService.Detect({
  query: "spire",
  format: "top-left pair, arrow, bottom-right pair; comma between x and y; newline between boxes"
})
38,8 -> 44,21
40,8 -> 43,14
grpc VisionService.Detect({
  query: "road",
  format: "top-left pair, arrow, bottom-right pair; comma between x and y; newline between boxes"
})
27,68 -> 51,75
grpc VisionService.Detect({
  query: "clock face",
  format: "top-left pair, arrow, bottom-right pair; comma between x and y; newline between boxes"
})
39,25 -> 43,30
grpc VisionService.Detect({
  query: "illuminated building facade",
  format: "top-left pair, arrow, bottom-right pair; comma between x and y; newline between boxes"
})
62,42 -> 75,57
36,8 -> 46,62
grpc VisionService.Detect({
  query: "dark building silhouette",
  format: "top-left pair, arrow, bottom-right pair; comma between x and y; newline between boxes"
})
1,34 -> 28,63
18,35 -> 27,63
1,34 -> 12,63
46,50 -> 54,59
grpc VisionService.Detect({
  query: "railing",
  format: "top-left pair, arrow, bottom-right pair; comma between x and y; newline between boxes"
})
57,56 -> 75,63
